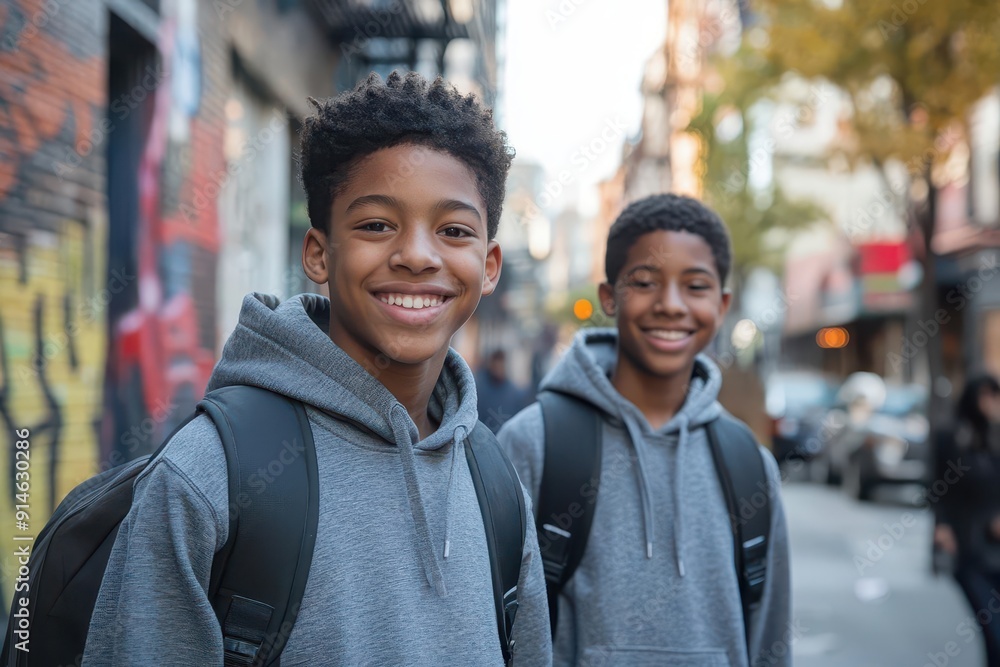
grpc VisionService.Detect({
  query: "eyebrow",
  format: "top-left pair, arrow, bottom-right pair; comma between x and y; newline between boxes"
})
624,264 -> 718,278
344,194 -> 483,222
432,198 -> 483,222
344,194 -> 400,213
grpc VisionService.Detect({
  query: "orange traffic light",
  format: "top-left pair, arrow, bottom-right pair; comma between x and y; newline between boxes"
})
573,298 -> 594,320
816,327 -> 849,349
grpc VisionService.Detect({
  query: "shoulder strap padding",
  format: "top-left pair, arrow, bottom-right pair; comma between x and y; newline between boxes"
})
201,386 -> 318,667
536,390 -> 602,636
464,422 -> 526,665
705,412 -> 770,653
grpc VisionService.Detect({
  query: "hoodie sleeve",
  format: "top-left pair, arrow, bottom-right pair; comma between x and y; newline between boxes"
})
83,418 -> 228,666
748,446 -> 793,667
510,486 -> 553,666
496,403 -> 545,504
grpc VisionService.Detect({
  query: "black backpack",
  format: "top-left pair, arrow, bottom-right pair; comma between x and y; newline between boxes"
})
2,385 -> 526,667
535,391 -> 770,652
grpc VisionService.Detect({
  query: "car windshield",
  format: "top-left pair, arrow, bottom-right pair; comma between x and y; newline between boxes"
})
879,386 -> 927,416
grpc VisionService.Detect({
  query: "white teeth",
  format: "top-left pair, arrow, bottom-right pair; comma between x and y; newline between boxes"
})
649,330 -> 690,341
380,294 -> 444,309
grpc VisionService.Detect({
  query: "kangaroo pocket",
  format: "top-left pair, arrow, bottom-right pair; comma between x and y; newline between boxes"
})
581,645 -> 729,667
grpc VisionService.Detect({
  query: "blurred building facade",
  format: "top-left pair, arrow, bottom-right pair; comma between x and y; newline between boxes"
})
590,0 -> 741,282
469,158 -> 554,390
0,0 -> 501,532
768,81 -> 917,382
933,87 -> 1000,381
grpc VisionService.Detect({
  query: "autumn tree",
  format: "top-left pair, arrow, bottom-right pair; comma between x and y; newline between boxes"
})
698,0 -> 1000,419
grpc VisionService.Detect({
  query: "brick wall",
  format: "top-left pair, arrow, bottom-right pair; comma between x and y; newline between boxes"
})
0,0 -> 340,598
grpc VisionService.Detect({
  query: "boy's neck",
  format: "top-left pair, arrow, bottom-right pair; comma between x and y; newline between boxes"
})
383,365 -> 441,440
610,360 -> 693,431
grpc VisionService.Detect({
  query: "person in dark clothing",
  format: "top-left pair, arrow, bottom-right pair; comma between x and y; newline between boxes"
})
935,373 -> 1000,666
476,349 -> 532,434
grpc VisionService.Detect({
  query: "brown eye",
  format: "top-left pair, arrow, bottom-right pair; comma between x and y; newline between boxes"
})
442,226 -> 471,238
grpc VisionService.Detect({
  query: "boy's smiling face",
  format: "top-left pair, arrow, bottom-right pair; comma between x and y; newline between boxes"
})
302,144 -> 501,371
599,230 -> 731,382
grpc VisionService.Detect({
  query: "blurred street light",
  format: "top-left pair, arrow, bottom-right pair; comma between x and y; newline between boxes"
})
573,298 -> 594,321
816,327 -> 849,349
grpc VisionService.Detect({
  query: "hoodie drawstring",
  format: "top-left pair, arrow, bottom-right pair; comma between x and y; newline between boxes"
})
673,415 -> 690,578
624,418 -> 656,561
390,404 -> 448,597
624,413 -> 690,578
442,425 -> 467,560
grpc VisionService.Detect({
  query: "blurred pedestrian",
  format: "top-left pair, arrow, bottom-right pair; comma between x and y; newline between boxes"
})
934,373 -> 1000,666
475,348 -> 531,433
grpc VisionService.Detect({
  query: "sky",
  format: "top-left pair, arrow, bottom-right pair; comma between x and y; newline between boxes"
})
500,0 -> 667,215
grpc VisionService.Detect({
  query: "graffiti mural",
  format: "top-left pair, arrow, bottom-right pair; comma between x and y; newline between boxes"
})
0,0 -> 224,593
0,0 -> 108,554
0,220 -> 109,617
0,0 -> 104,205
102,0 -> 218,468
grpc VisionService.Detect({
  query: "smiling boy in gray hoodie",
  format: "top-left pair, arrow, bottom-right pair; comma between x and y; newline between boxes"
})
498,194 -> 791,666
82,72 -> 551,666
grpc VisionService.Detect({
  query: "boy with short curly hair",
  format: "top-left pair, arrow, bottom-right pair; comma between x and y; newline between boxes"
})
499,193 -> 791,666
84,72 -> 552,666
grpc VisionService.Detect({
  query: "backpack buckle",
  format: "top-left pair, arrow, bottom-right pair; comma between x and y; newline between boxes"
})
540,523 -> 572,585
223,637 -> 260,666
741,535 -> 767,602
221,596 -> 273,667
503,585 -> 519,628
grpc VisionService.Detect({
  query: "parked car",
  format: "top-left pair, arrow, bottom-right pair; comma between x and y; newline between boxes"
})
764,370 -> 839,464
822,376 -> 929,501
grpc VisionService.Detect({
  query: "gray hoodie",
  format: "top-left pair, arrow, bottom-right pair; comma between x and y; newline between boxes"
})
497,329 -> 791,667
84,293 -> 552,666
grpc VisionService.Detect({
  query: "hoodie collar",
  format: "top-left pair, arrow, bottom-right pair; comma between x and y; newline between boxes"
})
207,293 -> 479,451
540,328 -> 723,432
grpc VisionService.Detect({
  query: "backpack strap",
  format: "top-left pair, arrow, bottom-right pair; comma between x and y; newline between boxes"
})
200,386 -> 319,667
536,391 -> 602,637
705,413 -> 770,657
464,422 -> 527,666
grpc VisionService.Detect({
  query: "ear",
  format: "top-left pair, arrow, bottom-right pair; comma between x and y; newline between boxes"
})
481,240 -> 503,296
719,288 -> 733,321
302,228 -> 330,285
598,282 -> 616,317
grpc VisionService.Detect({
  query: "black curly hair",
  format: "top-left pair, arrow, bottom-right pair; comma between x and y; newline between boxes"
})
956,373 -> 1000,446
299,71 -> 514,239
604,193 -> 732,286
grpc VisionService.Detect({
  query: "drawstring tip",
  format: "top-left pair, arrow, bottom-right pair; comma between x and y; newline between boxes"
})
678,560 -> 686,577
646,542 -> 653,559
443,540 -> 450,559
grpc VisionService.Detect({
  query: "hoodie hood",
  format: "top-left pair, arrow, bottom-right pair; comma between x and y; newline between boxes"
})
540,328 -> 722,431
208,292 -> 481,595
541,327 -> 723,575
208,293 -> 479,450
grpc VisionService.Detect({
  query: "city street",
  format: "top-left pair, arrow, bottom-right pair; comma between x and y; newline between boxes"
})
786,478 -> 984,666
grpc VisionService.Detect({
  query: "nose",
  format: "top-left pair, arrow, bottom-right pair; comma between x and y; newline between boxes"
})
390,225 -> 442,274
654,280 -> 689,317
